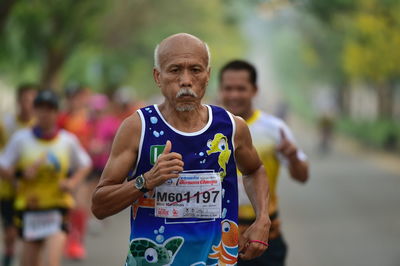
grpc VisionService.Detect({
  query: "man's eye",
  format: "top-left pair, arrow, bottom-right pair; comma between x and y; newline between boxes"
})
192,68 -> 201,73
170,68 -> 179,73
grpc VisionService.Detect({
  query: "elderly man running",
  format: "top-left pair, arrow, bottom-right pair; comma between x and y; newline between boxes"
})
92,33 -> 271,265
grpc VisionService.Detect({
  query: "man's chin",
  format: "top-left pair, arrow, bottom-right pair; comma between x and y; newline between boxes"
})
226,106 -> 243,116
175,104 -> 196,112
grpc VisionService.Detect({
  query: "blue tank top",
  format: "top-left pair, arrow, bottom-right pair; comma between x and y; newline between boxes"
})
125,104 -> 239,266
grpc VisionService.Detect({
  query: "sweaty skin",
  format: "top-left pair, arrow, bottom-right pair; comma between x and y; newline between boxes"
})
91,33 -> 271,261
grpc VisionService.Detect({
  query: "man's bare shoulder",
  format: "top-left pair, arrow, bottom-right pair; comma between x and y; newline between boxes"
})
112,112 -> 142,152
232,115 -> 249,138
120,112 -> 141,133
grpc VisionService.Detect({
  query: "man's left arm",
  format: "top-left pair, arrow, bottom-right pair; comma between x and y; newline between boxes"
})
0,132 -> 20,180
233,116 -> 271,260
277,127 -> 309,183
60,134 -> 92,192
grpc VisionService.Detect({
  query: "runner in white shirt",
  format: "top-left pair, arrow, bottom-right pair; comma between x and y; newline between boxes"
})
0,84 -> 37,266
0,90 -> 92,266
219,60 -> 309,266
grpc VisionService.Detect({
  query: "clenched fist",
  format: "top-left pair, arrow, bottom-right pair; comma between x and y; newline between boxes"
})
143,140 -> 184,190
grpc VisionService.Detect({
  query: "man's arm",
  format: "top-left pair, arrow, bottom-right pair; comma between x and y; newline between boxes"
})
233,116 -> 271,260
61,133 -> 93,192
91,113 -> 184,220
0,166 -> 13,180
277,128 -> 309,183
91,113 -> 143,219
0,131 -> 20,180
288,158 -> 308,183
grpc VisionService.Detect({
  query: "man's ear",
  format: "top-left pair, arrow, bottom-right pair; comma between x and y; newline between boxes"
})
153,68 -> 161,88
253,85 -> 258,95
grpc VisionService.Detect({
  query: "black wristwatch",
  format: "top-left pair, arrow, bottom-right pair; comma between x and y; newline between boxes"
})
134,174 -> 149,193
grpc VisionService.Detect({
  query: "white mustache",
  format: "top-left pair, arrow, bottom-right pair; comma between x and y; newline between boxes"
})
176,88 -> 197,98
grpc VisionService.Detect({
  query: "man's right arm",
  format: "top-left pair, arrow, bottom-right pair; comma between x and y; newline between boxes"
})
0,131 -> 20,180
91,113 -> 184,220
91,113 -> 143,219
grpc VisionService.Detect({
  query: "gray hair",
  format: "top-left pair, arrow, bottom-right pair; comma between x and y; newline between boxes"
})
154,42 -> 211,70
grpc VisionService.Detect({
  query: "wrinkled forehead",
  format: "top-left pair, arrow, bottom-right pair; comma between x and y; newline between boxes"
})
158,41 -> 208,69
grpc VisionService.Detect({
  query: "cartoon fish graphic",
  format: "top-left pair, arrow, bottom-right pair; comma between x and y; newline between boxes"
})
208,219 -> 238,265
206,133 -> 231,179
126,237 -> 184,266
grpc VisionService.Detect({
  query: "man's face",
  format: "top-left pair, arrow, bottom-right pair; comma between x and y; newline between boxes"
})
18,89 -> 37,115
68,91 -> 88,111
34,105 -> 58,130
219,70 -> 256,117
153,45 -> 210,112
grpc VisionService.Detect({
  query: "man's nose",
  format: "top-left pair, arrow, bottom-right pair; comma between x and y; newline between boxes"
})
229,89 -> 242,100
179,70 -> 192,87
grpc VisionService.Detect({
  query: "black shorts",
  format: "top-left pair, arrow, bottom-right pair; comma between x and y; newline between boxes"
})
15,208 -> 69,242
238,234 -> 288,266
0,198 -> 15,229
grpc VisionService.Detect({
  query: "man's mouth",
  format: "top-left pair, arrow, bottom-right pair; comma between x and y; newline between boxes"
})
178,94 -> 195,99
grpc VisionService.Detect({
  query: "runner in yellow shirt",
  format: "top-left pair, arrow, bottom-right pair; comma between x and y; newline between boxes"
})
0,84 -> 37,266
219,60 -> 309,266
0,90 -> 92,266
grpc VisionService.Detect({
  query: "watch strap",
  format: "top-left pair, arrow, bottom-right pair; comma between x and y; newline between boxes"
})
139,186 -> 149,193
135,174 -> 149,193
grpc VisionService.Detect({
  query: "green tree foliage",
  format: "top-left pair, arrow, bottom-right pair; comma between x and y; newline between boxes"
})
300,0 -> 400,119
0,0 -> 244,96
0,0 -> 106,88
341,0 -> 400,118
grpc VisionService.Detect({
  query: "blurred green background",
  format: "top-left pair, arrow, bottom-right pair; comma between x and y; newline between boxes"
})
0,0 -> 399,151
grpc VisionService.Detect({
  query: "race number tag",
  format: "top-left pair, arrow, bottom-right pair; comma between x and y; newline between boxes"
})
155,171 -> 222,219
23,210 -> 62,240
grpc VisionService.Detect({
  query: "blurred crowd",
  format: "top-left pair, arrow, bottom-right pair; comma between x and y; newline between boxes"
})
0,83 -> 144,266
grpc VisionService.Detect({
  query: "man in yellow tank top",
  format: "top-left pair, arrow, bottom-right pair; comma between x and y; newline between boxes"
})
0,90 -> 92,266
219,60 -> 309,266
0,84 -> 37,266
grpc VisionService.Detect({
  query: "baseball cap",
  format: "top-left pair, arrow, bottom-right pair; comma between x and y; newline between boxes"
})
33,90 -> 59,109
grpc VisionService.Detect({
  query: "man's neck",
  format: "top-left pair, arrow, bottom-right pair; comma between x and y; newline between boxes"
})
33,125 -> 59,140
18,111 -> 32,123
240,107 -> 255,122
158,102 -> 208,133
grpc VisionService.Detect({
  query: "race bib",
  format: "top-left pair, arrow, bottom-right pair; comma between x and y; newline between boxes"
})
23,210 -> 62,240
155,171 -> 222,219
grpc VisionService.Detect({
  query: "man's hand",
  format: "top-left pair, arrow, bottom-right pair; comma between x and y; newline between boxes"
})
143,140 -> 184,190
23,155 -> 46,180
59,179 -> 75,192
278,128 -> 309,183
277,129 -> 298,162
239,217 -> 271,260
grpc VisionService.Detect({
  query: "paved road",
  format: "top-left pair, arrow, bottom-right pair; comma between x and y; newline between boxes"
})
63,210 -> 130,266
280,120 -> 400,266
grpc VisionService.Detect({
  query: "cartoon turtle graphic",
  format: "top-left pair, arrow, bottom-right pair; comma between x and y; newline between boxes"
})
206,133 -> 231,180
125,236 -> 184,266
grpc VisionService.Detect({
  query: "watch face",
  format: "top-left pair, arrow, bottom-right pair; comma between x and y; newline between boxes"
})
135,176 -> 144,189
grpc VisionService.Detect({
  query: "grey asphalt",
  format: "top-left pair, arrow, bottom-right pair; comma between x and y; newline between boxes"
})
63,210 -> 130,266
280,121 -> 400,266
